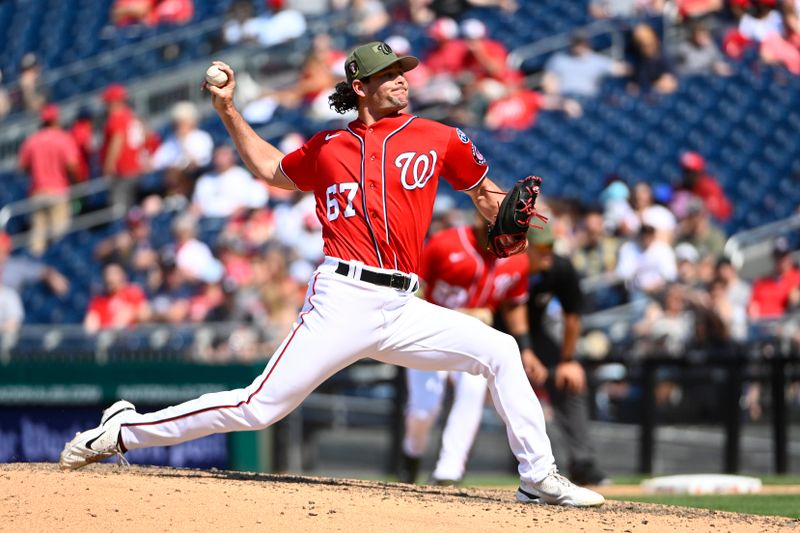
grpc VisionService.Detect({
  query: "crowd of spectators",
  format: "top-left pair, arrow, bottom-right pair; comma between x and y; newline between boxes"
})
193,0 -> 800,135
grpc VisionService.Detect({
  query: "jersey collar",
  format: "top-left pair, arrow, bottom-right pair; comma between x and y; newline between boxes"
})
348,113 -> 416,137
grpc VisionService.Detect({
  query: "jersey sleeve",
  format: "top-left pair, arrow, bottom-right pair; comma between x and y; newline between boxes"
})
440,127 -> 489,191
279,133 -> 326,192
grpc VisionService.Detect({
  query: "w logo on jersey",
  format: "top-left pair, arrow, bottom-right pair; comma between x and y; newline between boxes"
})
395,151 -> 438,190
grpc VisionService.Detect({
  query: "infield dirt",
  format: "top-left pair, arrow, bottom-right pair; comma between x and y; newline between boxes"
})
1,463 -> 797,532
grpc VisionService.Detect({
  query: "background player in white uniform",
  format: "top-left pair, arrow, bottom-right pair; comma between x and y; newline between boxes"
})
60,42 -> 603,507
399,214 -> 532,485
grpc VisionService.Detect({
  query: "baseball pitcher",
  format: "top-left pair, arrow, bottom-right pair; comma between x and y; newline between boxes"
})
60,41 -> 603,507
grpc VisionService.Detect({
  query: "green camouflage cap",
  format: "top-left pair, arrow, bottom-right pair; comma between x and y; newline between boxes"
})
345,41 -> 419,83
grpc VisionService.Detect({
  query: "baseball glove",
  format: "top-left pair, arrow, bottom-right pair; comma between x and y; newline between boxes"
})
487,175 -> 547,258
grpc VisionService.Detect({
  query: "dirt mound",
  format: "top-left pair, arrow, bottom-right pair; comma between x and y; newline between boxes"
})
0,463 -> 795,532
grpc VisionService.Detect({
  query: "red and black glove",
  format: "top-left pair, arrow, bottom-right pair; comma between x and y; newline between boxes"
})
487,175 -> 547,258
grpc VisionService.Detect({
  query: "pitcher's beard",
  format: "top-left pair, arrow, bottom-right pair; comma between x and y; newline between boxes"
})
387,94 -> 408,109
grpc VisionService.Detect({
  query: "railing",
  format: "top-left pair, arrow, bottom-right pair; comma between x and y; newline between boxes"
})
0,17 -> 219,167
629,342 -> 800,474
724,212 -> 800,279
507,19 -> 626,75
0,22 -> 310,171
0,177 -> 124,250
0,321 -> 281,365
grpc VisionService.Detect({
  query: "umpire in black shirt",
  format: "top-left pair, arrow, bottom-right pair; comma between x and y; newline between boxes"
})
517,225 -> 608,486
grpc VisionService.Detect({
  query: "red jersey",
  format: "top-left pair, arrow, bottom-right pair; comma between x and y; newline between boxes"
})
112,0 -> 156,26
152,0 -> 194,25
101,106 -> 147,178
464,39 -> 521,83
693,175 -> 732,222
485,90 -> 542,131
280,114 -> 488,273
748,267 -> 800,318
420,225 -> 528,312
86,284 -> 147,328
18,127 -> 80,195
425,40 -> 470,75
70,119 -> 94,182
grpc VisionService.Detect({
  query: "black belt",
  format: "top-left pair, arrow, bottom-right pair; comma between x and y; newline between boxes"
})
335,262 -> 416,291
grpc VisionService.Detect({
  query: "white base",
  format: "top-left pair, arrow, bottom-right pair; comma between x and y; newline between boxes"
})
641,474 -> 762,495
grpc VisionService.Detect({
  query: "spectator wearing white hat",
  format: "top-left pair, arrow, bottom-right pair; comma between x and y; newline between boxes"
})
632,181 -> 677,244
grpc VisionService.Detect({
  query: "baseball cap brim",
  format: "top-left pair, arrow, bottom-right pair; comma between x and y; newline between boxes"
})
395,56 -> 419,74
357,55 -> 419,82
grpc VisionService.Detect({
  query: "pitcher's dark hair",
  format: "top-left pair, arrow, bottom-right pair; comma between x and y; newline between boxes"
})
329,79 -> 365,114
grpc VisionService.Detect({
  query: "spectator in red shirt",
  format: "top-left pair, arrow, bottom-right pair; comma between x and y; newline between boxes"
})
424,17 -> 469,76
676,151 -> 733,222
84,262 -> 151,334
676,0 -> 723,19
112,0 -> 155,26
18,104 -> 80,256
748,237 -> 800,319
152,0 -> 194,25
70,106 -> 95,183
112,0 -> 193,27
460,18 -> 521,86
484,83 -> 581,130
100,84 -> 149,210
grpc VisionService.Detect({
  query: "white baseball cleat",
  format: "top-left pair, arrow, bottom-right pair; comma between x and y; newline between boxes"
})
59,400 -> 136,471
516,469 -> 605,507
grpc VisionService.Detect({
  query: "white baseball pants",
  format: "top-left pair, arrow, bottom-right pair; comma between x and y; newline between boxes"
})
404,368 -> 488,481
119,258 -> 556,483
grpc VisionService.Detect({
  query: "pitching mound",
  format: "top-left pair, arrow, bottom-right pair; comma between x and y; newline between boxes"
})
0,464 -> 794,532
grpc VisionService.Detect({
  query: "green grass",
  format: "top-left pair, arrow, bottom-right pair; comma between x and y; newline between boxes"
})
608,494 -> 800,519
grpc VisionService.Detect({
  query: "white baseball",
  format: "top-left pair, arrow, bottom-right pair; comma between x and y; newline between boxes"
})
205,65 -> 228,87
